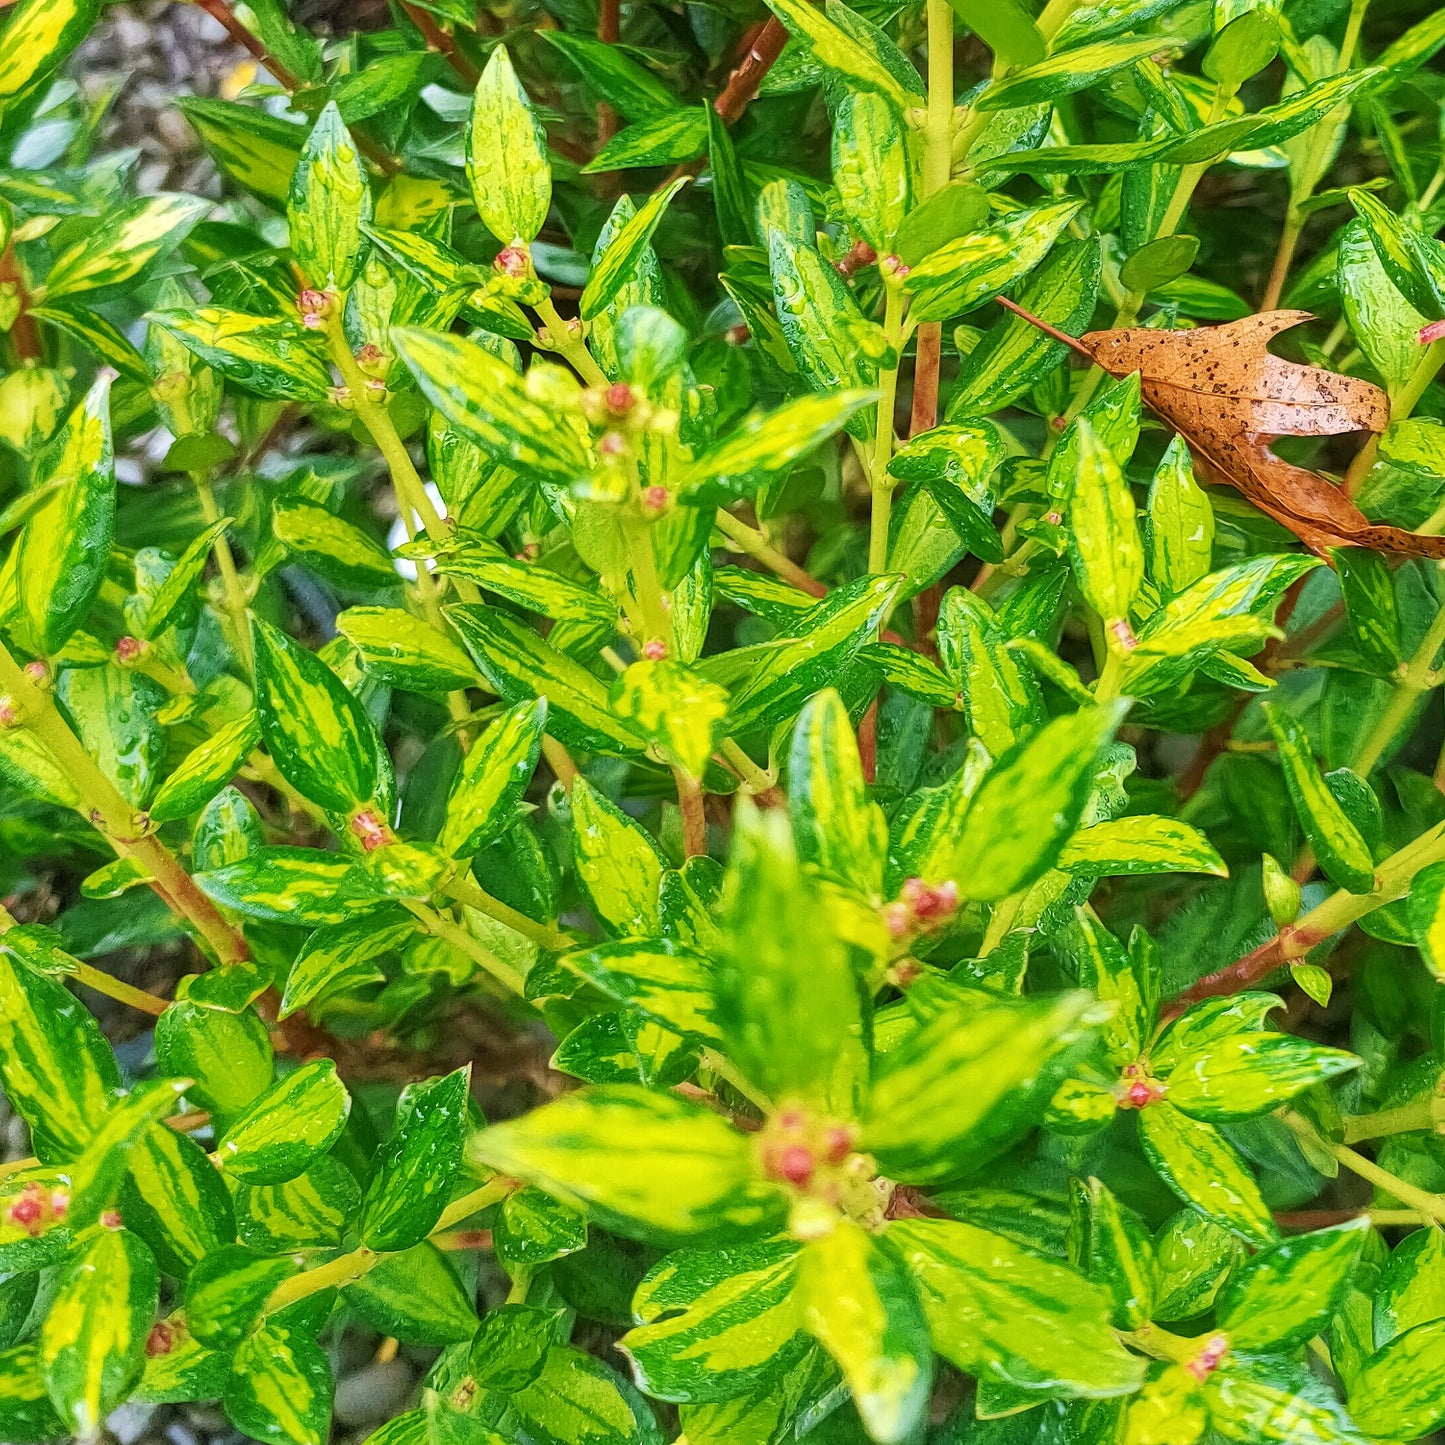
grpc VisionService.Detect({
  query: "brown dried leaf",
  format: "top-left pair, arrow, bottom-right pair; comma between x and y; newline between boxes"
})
1003,302 -> 1445,559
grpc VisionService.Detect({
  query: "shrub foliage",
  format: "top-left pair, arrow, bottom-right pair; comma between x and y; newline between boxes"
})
3,0 -> 1445,1442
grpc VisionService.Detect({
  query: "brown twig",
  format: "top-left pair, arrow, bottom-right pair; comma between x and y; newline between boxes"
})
597,0 -> 621,145
192,0 -> 400,174
713,16 -> 790,125
0,241 -> 41,363
402,1 -> 481,86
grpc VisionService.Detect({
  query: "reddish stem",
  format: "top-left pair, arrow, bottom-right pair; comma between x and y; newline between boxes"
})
597,0 -> 621,145
0,242 -> 41,362
910,324 -> 943,437
403,2 -> 480,86
713,16 -> 790,125
994,295 -> 1096,361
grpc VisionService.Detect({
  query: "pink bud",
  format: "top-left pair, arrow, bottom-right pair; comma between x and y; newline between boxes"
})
23,661 -> 46,684
350,809 -> 391,853
822,1127 -> 853,1163
0,696 -> 17,728
726,324 -> 750,346
600,432 -> 626,457
7,1192 -> 41,1231
298,288 -> 330,320
114,636 -> 143,663
146,1323 -> 175,1357
101,1209 -> 123,1230
774,1144 -> 815,1187
777,1108 -> 806,1131
494,246 -> 529,278
642,639 -> 667,661
1125,1080 -> 1153,1109
606,382 -> 635,414
641,484 -> 669,517
1186,1334 -> 1229,1381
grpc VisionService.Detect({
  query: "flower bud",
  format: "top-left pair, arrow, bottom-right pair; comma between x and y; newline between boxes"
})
1261,852 -> 1301,927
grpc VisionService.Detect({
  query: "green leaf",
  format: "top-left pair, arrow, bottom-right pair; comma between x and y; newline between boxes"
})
722,574 -> 904,737
903,199 -> 1083,323
1349,189 -> 1445,318
175,97 -> 304,205
564,939 -> 720,1044
980,35 -> 1173,110
581,179 -> 689,320
272,502 -> 397,590
1069,912 -> 1156,1066
188,1244 -> 291,1352
336,606 -> 477,692
1137,1102 -> 1276,1245
196,846 -> 359,926
39,1226 -> 157,1440
361,1066 -> 471,1251
611,660 -> 729,779
864,988 -> 1101,1183
1145,435 -> 1214,597
344,1242 -> 478,1346
252,616 -> 379,813
763,0 -> 914,108
789,688 -> 886,899
1067,1176 -> 1155,1329
887,422 -> 1005,565
148,308 -> 332,402
621,1241 -> 804,1403
15,372 -> 115,654
448,604 -> 647,755
143,516 -> 234,639
224,1324 -> 332,1445
950,238 -> 1101,417
832,90 -> 912,254
44,194 -> 208,300
394,327 -> 592,485
797,1222 -> 931,1444
572,777 -> 668,937
680,390 -> 876,504
1216,1220 -> 1367,1351
934,588 -> 1039,756
437,698 -> 545,856
120,1123 -> 237,1280
148,711 -> 260,823
538,31 -> 678,122
946,0 -> 1044,67
0,0 -> 100,107
888,1217 -> 1145,1400
493,1186 -> 587,1267
1152,1207 -> 1242,1321
949,703 -> 1126,900
468,1085 -> 780,1241
1067,419 -> 1143,628
717,801 -> 868,1116
1348,1316 -> 1445,1437
0,1343 -> 67,1444
56,664 -> 164,809
214,1059 -> 350,1185
1262,705 -> 1375,893
1333,547 -> 1400,674
467,45 -> 551,245
0,951 -> 119,1158
585,108 -> 710,173
508,1343 -> 663,1445
1163,1033 -> 1359,1122
1207,1355 -> 1365,1445
234,1157 -> 361,1251
154,998 -> 273,1119
1058,816 -> 1227,879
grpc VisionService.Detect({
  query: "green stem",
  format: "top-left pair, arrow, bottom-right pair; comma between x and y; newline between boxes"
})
0,643 -> 248,965
1344,340 -> 1445,496
869,284 -> 906,578
1283,1112 -> 1445,1226
1342,1097 -> 1442,1143
713,509 -> 826,599
719,737 -> 779,798
534,295 -> 610,387
192,472 -> 253,675
265,1246 -> 377,1312
405,900 -> 527,996
434,1179 -> 513,1231
443,873 -> 574,953
0,906 -> 170,1016
699,1048 -> 771,1113
1352,563 -> 1445,776
623,514 -> 672,652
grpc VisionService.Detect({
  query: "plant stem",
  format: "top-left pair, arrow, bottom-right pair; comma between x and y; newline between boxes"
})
713,509 -> 827,598
401,1 -> 480,85
265,1245 -> 377,1312
1172,820 -> 1445,1006
909,0 -> 955,439
869,284 -> 906,577
0,905 -> 169,1016
1342,1096 -> 1443,1143
1283,1111 -> 1445,1226
191,472 -> 253,674
1345,339 -> 1445,496
405,900 -> 527,995
534,296 -> 611,386
434,1178 -> 513,1231
719,737 -> 779,799
713,17 -> 790,125
443,873 -> 574,952
674,766 -> 707,857
1352,562 -> 1445,776
1259,214 -> 1302,312
0,643 -> 248,965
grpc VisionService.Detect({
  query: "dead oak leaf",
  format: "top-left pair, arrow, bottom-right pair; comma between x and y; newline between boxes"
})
1002,301 -> 1445,559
